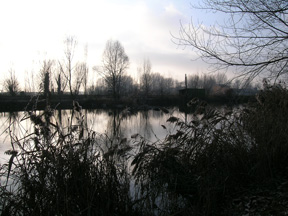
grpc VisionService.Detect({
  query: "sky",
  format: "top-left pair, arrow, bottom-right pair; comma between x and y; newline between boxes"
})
0,0 -> 225,90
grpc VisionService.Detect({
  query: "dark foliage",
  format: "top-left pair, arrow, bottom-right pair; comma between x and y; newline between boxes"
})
0,104 -> 136,216
132,83 -> 288,215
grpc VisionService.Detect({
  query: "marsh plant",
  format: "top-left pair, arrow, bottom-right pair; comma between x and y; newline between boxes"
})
131,83 -> 288,215
0,104 -> 136,216
132,101 -> 253,215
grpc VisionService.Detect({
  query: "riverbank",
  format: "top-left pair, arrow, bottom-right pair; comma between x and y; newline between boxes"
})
0,93 -> 254,112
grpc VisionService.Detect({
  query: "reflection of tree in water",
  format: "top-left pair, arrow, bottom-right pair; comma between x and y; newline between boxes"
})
7,112 -> 19,130
2,112 -> 19,148
151,109 -> 164,119
55,108 -> 91,142
1,112 -> 35,150
106,110 -> 127,145
140,111 -> 152,140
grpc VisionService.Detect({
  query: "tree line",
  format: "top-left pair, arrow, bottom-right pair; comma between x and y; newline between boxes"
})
2,38 -> 259,99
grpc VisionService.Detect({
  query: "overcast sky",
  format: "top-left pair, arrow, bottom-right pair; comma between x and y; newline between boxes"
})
0,0 -> 226,89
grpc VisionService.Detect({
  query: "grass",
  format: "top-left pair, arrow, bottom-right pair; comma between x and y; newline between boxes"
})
0,104 -> 136,216
1,83 -> 288,215
131,83 -> 288,215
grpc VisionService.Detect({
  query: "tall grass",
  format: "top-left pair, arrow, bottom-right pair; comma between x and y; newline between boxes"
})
131,83 -> 288,215
132,101 -> 253,215
0,104 -> 136,216
242,83 -> 288,179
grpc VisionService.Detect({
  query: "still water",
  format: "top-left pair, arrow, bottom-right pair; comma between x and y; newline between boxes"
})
0,108 -> 190,163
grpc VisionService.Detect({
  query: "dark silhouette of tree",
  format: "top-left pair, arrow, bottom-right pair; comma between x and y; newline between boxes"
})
39,60 -> 53,95
58,36 -> 88,97
150,73 -> 174,95
174,0 -> 288,81
189,74 -> 200,88
121,75 -> 135,96
24,70 -> 36,93
139,58 -> 152,97
73,62 -> 88,95
44,71 -> 50,98
83,43 -> 89,95
54,62 -> 68,96
56,73 -> 62,95
4,69 -> 20,96
94,39 -> 129,100
63,36 -> 77,97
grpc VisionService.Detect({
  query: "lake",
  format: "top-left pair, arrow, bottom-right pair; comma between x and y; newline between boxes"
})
0,107 -> 191,164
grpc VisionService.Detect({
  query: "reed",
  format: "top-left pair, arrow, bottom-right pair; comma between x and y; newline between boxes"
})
131,83 -> 288,215
0,104 -> 136,216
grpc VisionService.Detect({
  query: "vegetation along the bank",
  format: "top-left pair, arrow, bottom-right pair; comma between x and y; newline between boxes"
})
1,82 -> 288,215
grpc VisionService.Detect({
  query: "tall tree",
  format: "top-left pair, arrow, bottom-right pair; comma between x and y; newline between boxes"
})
174,0 -> 288,81
59,36 -> 88,97
4,69 -> 20,96
24,70 -> 36,93
95,39 -> 129,100
83,43 -> 89,95
139,58 -> 152,96
39,60 -> 53,96
73,62 -> 88,95
55,62 -> 68,96
60,36 -> 78,97
65,36 -> 77,96
188,74 -> 200,88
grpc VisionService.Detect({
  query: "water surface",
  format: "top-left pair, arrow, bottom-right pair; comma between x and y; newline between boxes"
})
0,108 -> 190,163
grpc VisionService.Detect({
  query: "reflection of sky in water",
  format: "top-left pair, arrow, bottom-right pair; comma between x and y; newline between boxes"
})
0,111 -> 35,164
0,108 -> 190,164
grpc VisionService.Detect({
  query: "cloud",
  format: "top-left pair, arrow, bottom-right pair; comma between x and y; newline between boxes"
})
164,3 -> 182,16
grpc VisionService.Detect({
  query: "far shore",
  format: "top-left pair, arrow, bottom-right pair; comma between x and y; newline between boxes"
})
0,93 -> 255,112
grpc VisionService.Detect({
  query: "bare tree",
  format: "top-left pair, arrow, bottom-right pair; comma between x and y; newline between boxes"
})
25,70 -> 36,93
73,62 -> 88,95
121,75 -> 135,96
150,73 -> 174,95
188,74 -> 200,88
202,74 -> 216,94
215,72 -> 228,85
174,0 -> 288,82
60,36 -> 78,97
94,39 -> 129,100
65,36 -> 77,96
163,77 -> 174,95
54,63 -> 68,96
58,36 -> 89,97
39,60 -> 54,95
139,58 -> 152,96
83,43 -> 89,95
4,69 -> 20,96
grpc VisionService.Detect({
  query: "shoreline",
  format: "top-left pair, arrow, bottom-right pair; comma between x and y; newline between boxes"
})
0,94 -> 255,112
